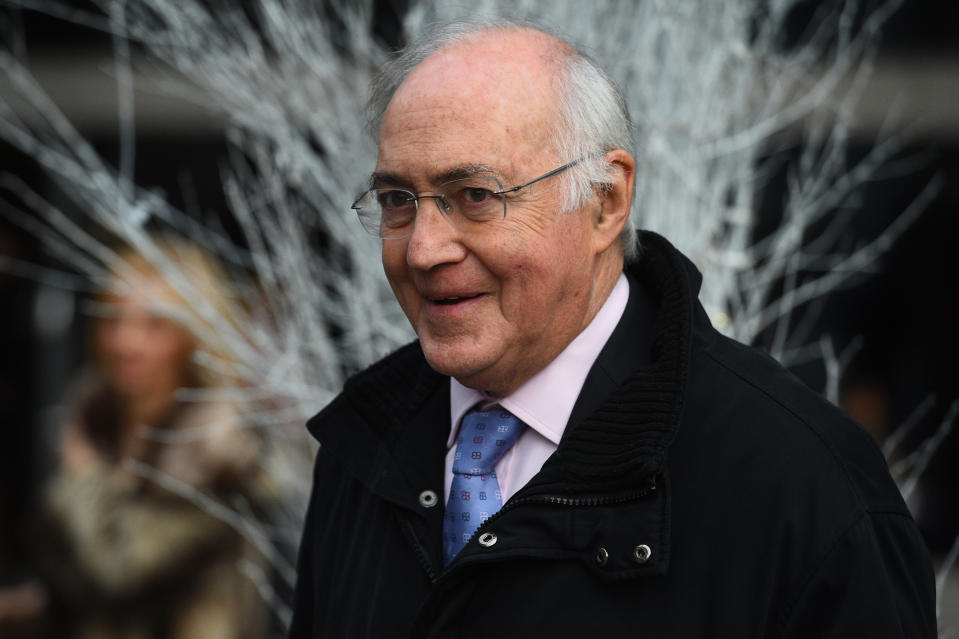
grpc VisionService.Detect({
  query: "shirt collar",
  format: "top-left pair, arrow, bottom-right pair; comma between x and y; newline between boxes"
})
448,273 -> 629,449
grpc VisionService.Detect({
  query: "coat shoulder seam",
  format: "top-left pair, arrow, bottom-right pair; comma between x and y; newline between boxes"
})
698,345 -> 868,506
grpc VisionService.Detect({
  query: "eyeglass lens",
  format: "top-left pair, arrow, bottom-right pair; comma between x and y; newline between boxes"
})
354,175 -> 506,238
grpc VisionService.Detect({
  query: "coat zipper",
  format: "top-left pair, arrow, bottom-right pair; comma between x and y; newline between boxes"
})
447,475 -> 660,577
477,475 -> 657,534
398,515 -> 438,582
400,475 -> 659,583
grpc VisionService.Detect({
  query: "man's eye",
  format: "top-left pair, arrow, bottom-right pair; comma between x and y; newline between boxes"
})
378,190 -> 415,210
462,187 -> 493,203
447,187 -> 496,207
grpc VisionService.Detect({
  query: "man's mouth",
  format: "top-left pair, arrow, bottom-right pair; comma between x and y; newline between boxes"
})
428,294 -> 483,305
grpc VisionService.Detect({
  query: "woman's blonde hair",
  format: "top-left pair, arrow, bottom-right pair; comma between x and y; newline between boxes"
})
101,235 -> 247,390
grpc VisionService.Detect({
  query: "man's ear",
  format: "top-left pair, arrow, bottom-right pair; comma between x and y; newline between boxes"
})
591,149 -> 635,255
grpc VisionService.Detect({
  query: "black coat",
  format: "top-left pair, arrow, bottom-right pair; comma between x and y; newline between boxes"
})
290,232 -> 936,638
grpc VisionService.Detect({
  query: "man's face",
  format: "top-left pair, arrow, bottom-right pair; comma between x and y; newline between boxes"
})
377,36 -> 607,396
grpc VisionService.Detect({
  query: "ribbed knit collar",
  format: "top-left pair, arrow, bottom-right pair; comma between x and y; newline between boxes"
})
528,230 -> 697,496
308,231 -> 700,499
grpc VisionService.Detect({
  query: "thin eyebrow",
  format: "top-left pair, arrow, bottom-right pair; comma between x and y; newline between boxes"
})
368,172 -> 412,190
368,164 -> 504,190
433,164 -> 501,184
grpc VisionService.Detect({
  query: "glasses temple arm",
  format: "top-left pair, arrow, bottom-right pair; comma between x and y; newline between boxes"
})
495,157 -> 586,195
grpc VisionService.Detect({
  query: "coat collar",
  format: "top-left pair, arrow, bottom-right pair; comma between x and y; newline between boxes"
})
524,230 -> 699,497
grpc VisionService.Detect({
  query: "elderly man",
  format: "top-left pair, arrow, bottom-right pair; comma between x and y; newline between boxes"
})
290,20 -> 936,639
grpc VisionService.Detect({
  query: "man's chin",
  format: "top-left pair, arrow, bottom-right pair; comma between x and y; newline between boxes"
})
423,349 -> 520,398
420,341 -> 491,386
421,350 -> 478,381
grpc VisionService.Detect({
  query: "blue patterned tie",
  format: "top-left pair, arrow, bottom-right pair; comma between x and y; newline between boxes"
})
443,405 -> 526,565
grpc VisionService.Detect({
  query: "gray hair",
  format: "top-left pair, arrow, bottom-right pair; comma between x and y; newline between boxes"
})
368,18 -> 639,262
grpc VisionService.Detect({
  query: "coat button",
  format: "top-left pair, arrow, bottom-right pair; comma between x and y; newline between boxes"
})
633,544 -> 652,564
595,547 -> 609,566
418,490 -> 438,508
478,532 -> 497,548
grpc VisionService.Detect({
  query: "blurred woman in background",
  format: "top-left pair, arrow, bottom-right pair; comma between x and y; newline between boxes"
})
34,237 -> 269,639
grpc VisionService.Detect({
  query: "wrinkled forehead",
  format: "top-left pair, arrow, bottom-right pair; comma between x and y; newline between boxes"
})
380,35 -> 562,167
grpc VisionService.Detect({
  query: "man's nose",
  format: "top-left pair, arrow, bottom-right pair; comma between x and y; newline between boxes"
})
406,197 -> 467,270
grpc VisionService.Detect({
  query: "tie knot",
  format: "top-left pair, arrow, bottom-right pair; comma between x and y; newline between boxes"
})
452,406 -> 526,476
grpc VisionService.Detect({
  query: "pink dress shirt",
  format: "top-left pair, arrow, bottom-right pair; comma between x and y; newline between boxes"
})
445,273 -> 629,503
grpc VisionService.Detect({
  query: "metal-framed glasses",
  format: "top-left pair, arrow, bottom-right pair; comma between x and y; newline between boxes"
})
351,158 -> 583,239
